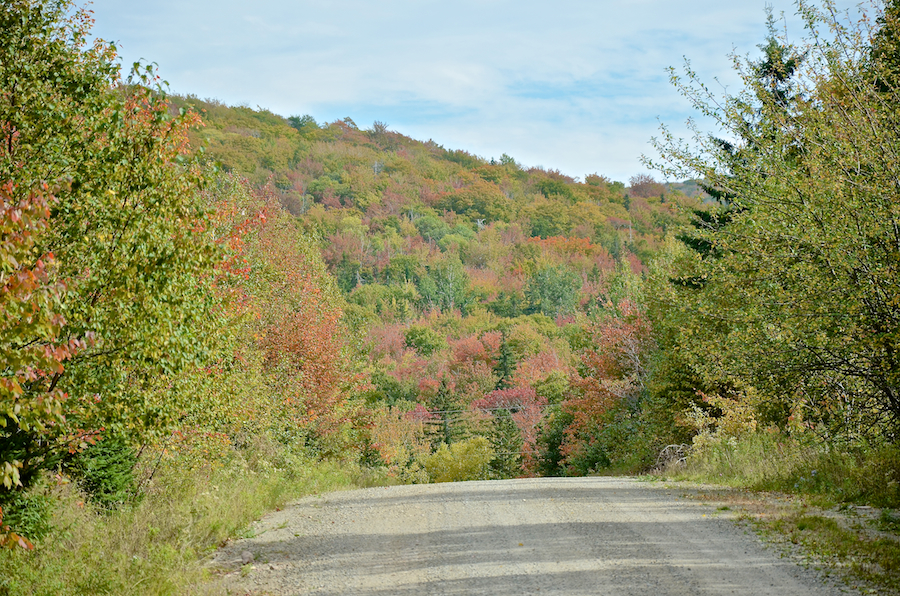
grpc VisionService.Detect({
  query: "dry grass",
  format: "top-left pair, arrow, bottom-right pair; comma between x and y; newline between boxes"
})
668,431 -> 900,508
653,431 -> 900,594
0,443 -> 389,596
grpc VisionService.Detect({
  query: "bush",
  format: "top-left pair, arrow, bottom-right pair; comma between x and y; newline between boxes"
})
65,437 -> 139,510
0,485 -> 53,543
422,437 -> 494,482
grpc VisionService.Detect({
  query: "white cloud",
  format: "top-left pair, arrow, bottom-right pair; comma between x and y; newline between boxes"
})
90,0 -> 865,181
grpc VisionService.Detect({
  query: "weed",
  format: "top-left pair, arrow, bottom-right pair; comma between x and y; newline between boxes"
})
878,510 -> 900,533
0,482 -> 54,543
0,438 -> 385,596
670,430 -> 900,593
772,511 -> 900,591
64,435 -> 139,510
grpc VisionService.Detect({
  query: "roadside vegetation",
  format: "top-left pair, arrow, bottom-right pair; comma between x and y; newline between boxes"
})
3,0 -> 900,594
0,2 -> 387,594
645,2 -> 900,589
662,434 -> 900,593
0,446 -> 382,595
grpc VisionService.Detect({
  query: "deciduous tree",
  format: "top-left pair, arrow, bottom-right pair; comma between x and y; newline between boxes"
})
649,1 -> 900,436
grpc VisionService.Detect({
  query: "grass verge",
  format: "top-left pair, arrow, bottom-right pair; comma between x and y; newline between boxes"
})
0,440 -> 392,596
655,430 -> 900,594
665,430 -> 900,508
770,510 -> 900,593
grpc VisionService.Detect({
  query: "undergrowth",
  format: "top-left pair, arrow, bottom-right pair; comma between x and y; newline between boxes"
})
0,437 -> 391,596
771,512 -> 900,592
660,430 -> 900,593
668,430 -> 900,509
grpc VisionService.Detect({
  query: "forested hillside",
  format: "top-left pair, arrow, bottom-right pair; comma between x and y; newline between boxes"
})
168,94 -> 704,479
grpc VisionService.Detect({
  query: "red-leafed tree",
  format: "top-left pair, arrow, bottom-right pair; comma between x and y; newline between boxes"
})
0,182 -> 84,490
554,300 -> 655,473
472,386 -> 547,475
249,187 -> 365,451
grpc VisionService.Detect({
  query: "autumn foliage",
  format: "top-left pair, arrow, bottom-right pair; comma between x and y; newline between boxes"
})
255,189 -> 361,441
0,2 -> 367,548
18,0 -> 900,564
562,301 -> 654,463
0,182 -> 84,489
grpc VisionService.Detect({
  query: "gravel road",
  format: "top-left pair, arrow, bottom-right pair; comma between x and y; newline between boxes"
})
206,477 -> 857,595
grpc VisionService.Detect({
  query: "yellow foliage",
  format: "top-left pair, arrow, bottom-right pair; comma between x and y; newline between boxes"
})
685,388 -> 761,454
368,407 -> 431,480
422,437 -> 494,483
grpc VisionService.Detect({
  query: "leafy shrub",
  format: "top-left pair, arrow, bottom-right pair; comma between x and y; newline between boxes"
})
422,437 -> 494,482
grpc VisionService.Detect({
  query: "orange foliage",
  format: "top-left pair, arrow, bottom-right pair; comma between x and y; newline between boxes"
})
417,376 -> 443,398
367,324 -> 407,361
469,268 -> 501,298
259,228 -> 348,429
212,180 -> 361,440
449,360 -> 496,401
445,334 -> 502,400
388,353 -> 429,385
480,331 -> 502,355
560,301 -> 654,465
497,271 -> 525,294
625,252 -> 645,275
450,335 -> 495,367
512,351 -> 572,389
0,182 -> 88,488
527,235 -> 601,256
0,506 -> 32,551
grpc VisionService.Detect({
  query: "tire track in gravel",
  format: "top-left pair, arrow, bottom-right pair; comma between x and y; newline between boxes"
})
206,477 -> 859,596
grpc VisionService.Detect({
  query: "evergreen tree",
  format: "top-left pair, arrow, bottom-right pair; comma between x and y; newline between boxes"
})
651,0 -> 900,435
493,330 -> 516,390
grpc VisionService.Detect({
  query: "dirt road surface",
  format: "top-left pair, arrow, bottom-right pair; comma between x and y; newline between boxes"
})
207,477 -> 856,595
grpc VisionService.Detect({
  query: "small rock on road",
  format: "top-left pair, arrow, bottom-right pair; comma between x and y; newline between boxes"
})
206,477 -> 858,596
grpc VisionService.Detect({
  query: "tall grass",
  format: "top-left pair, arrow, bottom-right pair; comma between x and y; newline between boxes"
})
669,430 -> 900,508
666,431 -> 900,592
0,438 -> 390,596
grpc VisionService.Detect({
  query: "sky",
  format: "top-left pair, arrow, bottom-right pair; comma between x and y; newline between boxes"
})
88,0 -> 865,184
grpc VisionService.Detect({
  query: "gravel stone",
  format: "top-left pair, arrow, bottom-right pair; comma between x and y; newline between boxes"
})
205,477 -> 861,595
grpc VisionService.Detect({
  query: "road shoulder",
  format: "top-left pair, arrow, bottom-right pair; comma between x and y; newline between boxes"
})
646,478 -> 900,595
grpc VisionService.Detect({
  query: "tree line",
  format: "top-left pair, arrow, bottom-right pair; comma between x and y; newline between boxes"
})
3,0 -> 900,551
